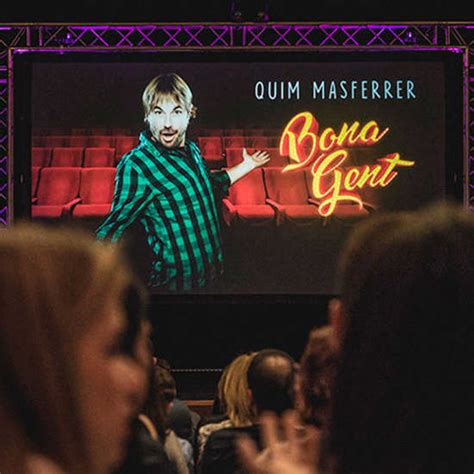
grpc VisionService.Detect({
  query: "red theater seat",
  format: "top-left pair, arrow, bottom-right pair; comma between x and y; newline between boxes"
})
304,168 -> 372,222
32,147 -> 52,167
83,147 -> 116,167
245,136 -> 275,148
32,167 -> 81,218
197,136 -> 224,168
222,168 -> 275,226
50,147 -> 84,167
114,136 -> 138,162
88,135 -> 115,147
225,147 -> 288,168
222,136 -> 245,149
31,166 -> 41,198
43,136 -> 70,148
264,168 -> 322,225
71,167 -> 116,218
68,136 -> 90,147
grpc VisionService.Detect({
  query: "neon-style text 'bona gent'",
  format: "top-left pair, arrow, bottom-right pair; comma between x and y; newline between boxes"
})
279,112 -> 415,216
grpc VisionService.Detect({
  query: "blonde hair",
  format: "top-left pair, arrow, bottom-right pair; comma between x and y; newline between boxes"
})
0,223 -> 140,473
142,73 -> 197,120
221,352 -> 257,427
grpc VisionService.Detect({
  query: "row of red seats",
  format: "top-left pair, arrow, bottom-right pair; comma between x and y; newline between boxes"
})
32,135 -> 138,156
32,145 -> 290,169
33,147 -> 119,168
31,165 -> 376,224
32,167 -> 115,219
198,135 -> 280,160
223,167 -> 375,226
32,135 -> 280,152
33,128 -> 136,136
32,127 -> 280,137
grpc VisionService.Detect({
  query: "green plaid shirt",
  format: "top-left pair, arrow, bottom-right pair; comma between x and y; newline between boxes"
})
96,131 -> 230,292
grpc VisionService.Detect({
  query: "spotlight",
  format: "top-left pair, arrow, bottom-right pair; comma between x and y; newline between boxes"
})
229,0 -> 271,22
404,30 -> 417,45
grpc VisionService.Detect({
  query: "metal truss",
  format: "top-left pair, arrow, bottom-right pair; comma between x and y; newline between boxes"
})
0,22 -> 473,225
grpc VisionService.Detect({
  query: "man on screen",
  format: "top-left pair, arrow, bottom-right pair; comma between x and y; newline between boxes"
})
96,73 -> 270,293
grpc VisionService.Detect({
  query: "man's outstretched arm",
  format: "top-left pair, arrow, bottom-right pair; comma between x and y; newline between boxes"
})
96,162 -> 152,242
225,148 -> 271,185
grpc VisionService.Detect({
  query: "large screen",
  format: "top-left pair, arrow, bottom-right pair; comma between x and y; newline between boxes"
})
11,47 -> 466,299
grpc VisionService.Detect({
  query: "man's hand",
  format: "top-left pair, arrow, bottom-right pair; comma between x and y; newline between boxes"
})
236,410 -> 320,474
226,148 -> 271,184
242,148 -> 271,169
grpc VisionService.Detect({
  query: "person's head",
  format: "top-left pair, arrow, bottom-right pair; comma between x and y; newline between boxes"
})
297,325 -> 338,429
142,72 -> 197,149
0,223 -> 149,474
154,362 -> 177,411
222,352 -> 258,426
247,349 -> 296,416
329,202 -> 474,474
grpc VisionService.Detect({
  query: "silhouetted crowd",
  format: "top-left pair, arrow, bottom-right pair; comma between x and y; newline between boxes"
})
0,200 -> 472,473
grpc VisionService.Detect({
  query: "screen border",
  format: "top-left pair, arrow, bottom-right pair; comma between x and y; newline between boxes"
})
9,45 -> 469,304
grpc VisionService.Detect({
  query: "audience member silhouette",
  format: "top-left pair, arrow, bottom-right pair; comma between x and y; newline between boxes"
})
197,352 -> 257,461
0,223 -> 149,474
114,343 -> 178,474
154,363 -> 191,474
200,348 -> 295,474
297,325 -> 338,430
237,202 -> 474,474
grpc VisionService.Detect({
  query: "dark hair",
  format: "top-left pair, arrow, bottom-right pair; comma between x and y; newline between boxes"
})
247,349 -> 295,415
299,325 -> 338,429
121,282 -> 149,358
330,202 -> 474,474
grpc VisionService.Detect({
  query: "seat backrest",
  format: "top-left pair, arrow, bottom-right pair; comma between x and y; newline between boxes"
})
36,167 -> 81,205
83,147 -> 116,167
225,147 -> 288,168
32,166 -> 41,196
197,136 -> 223,158
225,148 -> 244,167
245,128 -> 265,136
43,136 -> 70,148
228,168 -> 267,205
68,136 -> 90,147
264,168 -> 310,205
79,167 -> 116,204
222,136 -> 245,149
245,136 -> 272,148
50,147 -> 84,167
88,135 -> 115,148
32,147 -> 52,167
114,136 -> 138,162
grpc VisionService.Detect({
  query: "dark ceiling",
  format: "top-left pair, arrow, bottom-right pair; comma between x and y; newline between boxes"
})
1,0 -> 472,23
